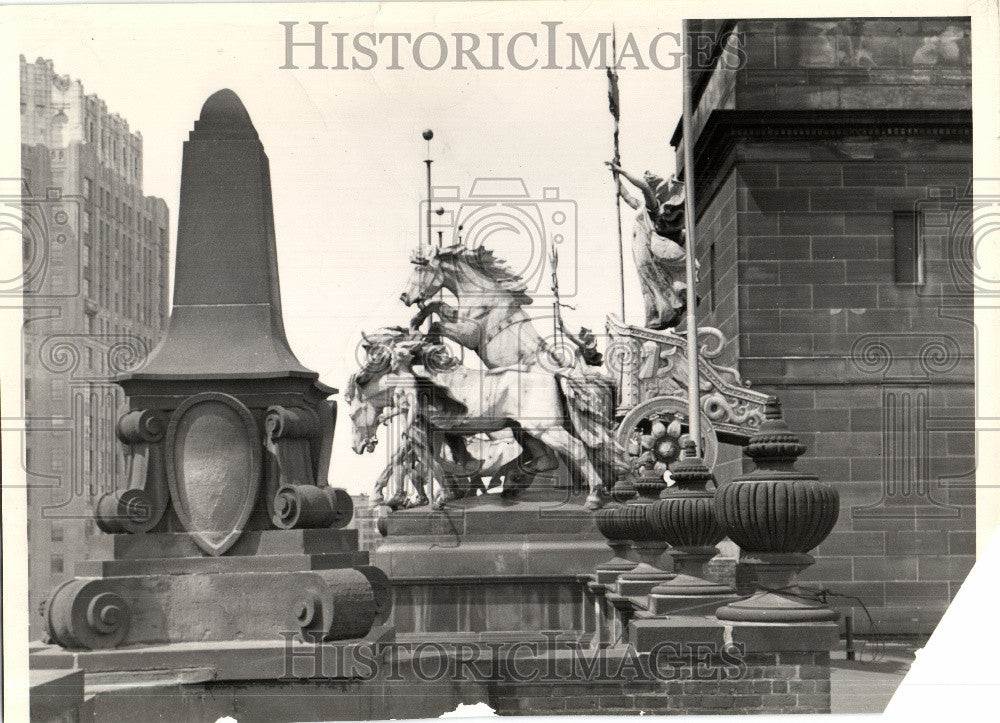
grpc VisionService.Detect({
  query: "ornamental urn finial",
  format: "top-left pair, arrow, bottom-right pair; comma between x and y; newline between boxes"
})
646,441 -> 735,615
714,396 -> 840,622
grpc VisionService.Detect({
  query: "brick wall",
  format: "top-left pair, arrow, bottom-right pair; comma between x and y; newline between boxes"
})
489,652 -> 831,715
729,140 -> 974,635
681,17 -> 974,636
84,647 -> 833,718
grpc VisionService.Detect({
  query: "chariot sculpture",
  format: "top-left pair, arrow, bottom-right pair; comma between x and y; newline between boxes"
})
349,240 -> 771,511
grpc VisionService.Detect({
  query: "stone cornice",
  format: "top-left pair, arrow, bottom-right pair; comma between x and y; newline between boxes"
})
686,109 -> 972,219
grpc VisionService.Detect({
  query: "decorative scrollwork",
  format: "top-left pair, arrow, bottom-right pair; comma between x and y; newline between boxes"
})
607,316 -> 770,443
44,579 -> 131,649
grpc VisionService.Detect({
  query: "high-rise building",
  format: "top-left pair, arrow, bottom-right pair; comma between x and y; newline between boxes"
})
19,56 -> 170,638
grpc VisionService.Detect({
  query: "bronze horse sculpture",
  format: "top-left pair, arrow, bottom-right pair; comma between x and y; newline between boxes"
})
346,328 -> 614,509
399,244 -> 619,508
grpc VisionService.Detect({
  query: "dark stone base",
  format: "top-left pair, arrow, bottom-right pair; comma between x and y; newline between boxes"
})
716,590 -> 841,623
373,490 -> 606,636
43,529 -> 388,649
29,616 -> 838,720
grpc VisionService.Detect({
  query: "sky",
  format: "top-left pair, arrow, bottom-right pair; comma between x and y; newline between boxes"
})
6,1 -> 685,494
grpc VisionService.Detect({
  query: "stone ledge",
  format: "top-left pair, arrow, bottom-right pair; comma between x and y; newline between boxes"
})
374,538 -> 608,580
112,528 -> 360,559
30,625 -> 395,682
628,615 -> 840,654
30,668 -> 84,722
76,551 -> 369,577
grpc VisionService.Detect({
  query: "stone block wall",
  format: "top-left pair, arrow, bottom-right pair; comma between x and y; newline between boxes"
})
683,17 -> 973,636
489,652 -> 831,715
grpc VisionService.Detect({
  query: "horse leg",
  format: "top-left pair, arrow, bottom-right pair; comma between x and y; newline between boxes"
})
534,427 -> 609,510
513,426 -> 559,475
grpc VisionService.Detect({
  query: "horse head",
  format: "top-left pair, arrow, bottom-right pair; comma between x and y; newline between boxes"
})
400,244 -> 533,309
400,246 -> 446,307
346,329 -> 463,454
346,329 -> 409,454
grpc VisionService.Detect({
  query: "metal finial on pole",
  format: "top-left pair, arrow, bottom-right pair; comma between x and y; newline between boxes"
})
681,20 -> 702,456
422,129 -> 433,246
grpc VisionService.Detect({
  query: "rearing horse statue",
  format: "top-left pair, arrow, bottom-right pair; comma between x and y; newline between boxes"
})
399,244 -> 619,505
401,244 -> 549,368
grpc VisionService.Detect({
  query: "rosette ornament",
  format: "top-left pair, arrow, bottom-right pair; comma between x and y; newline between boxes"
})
714,397 -> 840,623
647,441 -> 736,615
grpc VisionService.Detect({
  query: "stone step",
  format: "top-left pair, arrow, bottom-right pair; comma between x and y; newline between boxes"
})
111,527 -> 359,559
75,551 -> 369,577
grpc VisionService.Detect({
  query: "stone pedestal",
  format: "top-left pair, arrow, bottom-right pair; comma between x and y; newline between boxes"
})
40,90 -> 391,652
372,489 -> 603,638
716,553 -> 838,623
43,529 -> 390,649
648,546 -> 737,616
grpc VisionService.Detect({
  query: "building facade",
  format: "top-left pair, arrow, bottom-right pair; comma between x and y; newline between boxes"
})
20,56 -> 170,637
678,19 -> 974,635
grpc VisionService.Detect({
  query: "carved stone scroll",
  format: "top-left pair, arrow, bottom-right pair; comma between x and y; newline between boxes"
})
291,568 -> 378,642
264,404 -> 351,529
44,578 -> 132,650
95,410 -> 169,534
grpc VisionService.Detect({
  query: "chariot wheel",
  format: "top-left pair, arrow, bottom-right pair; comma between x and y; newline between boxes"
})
615,396 -> 718,474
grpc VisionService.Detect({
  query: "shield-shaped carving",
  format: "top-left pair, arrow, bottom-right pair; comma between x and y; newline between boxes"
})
166,392 -> 262,555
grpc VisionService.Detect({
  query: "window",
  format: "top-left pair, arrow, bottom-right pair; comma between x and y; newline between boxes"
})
50,522 -> 63,542
83,177 -> 92,201
50,555 -> 64,575
893,211 -> 924,285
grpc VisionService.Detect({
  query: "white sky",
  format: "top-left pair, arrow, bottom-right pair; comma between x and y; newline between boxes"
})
7,1 -> 685,493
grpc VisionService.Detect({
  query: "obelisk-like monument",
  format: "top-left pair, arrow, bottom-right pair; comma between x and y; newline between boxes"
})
125,89 -> 320,386
38,90 -> 390,650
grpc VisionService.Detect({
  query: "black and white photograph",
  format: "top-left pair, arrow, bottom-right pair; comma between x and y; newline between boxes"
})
1,1 -> 998,720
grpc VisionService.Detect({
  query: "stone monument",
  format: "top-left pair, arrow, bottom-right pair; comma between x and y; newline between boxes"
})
34,90 -> 390,656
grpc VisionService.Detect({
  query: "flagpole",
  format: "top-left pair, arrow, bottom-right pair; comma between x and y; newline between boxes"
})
609,27 -> 626,322
681,20 -> 702,456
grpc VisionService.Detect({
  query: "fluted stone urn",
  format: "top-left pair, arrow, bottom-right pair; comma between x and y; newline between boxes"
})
714,398 -> 840,623
594,505 -> 639,584
647,441 -> 736,615
614,467 -> 675,596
